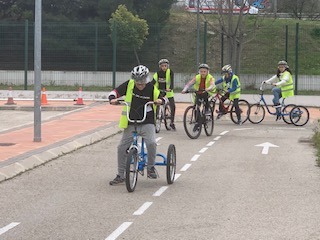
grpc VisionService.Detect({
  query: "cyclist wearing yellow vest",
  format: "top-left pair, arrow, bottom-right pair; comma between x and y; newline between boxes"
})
181,63 -> 215,115
264,60 -> 294,120
152,58 -> 176,130
108,65 -> 164,185
215,64 -> 242,124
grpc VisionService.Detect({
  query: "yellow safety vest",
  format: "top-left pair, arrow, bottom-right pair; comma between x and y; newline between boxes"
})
153,69 -> 174,98
279,71 -> 294,98
222,74 -> 241,100
194,74 -> 216,96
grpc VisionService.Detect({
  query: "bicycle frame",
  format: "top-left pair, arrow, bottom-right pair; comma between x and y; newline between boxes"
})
210,90 -> 232,113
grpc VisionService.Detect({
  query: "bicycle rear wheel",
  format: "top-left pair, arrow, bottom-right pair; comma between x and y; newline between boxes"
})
164,104 -> 171,130
166,144 -> 176,184
125,148 -> 139,192
290,105 -> 309,126
249,103 -> 265,124
204,107 -> 214,136
183,105 -> 201,139
155,106 -> 162,133
282,104 -> 296,124
230,99 -> 250,124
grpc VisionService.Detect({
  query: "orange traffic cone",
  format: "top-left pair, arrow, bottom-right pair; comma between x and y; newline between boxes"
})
74,87 -> 85,105
5,87 -> 16,105
41,87 -> 48,105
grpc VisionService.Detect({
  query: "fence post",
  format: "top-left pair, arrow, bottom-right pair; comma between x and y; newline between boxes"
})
112,21 -> 117,89
157,23 -> 160,62
221,26 -> 224,68
285,25 -> 288,61
94,23 -> 98,71
203,21 -> 207,63
295,22 -> 299,95
24,19 -> 29,90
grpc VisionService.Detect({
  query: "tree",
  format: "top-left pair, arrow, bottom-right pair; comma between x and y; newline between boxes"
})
109,4 -> 149,64
277,0 -> 320,20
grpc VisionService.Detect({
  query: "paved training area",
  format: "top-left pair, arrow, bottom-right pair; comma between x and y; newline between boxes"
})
0,96 -> 319,183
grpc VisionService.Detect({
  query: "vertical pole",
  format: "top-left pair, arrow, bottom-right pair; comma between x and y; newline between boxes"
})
196,0 -> 200,67
221,27 -> 224,68
94,23 -> 98,71
295,22 -> 299,95
285,25 -> 288,61
157,23 -> 160,62
34,0 -> 42,142
112,21 -> 117,89
273,0 -> 277,18
24,19 -> 29,90
203,21 -> 207,63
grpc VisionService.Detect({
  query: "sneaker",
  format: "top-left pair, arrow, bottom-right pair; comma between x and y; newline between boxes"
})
216,113 -> 223,120
147,166 -> 157,179
170,123 -> 176,130
193,123 -> 200,132
109,175 -> 125,186
236,119 -> 242,125
275,115 -> 282,121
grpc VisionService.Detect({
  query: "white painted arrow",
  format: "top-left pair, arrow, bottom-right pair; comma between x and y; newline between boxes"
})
255,142 -> 279,155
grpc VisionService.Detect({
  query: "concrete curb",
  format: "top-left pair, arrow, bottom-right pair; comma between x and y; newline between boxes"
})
0,125 -> 122,183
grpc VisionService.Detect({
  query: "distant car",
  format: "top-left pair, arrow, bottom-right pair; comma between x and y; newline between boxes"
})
185,0 -> 259,14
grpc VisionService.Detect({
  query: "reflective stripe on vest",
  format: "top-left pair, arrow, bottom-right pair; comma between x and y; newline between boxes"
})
280,71 -> 294,98
153,69 -> 174,98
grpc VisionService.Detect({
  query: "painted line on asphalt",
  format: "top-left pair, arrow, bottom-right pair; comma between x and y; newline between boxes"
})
199,147 -> 208,153
133,202 -> 153,216
191,154 -> 200,162
234,127 -> 254,131
174,173 -> 181,181
180,163 -> 192,172
206,141 -> 215,146
213,136 -> 221,141
220,131 -> 229,135
105,222 -> 133,240
0,222 -> 20,236
155,137 -> 163,142
153,186 -> 169,197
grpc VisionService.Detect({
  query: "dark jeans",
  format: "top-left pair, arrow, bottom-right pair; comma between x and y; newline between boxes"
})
195,92 -> 209,112
168,97 -> 176,123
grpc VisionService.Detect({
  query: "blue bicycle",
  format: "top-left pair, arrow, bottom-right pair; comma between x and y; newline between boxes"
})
119,101 -> 176,192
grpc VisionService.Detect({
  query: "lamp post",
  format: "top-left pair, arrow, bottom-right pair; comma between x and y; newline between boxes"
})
196,0 -> 200,67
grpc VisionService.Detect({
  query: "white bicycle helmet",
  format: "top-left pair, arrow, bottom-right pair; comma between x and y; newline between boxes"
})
198,63 -> 210,70
278,60 -> 289,68
221,64 -> 232,73
158,58 -> 169,66
131,65 -> 149,82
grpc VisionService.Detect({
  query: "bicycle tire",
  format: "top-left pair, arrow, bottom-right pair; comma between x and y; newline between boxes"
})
230,99 -> 250,124
155,106 -> 162,133
183,105 -> 202,139
249,103 -> 265,124
164,104 -> 171,130
166,144 -> 176,184
125,148 -> 139,192
204,107 -> 214,136
282,104 -> 296,124
290,105 -> 309,126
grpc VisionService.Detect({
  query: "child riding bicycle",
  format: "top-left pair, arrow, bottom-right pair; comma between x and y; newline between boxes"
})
181,63 -> 216,115
263,60 -> 294,121
108,65 -> 165,185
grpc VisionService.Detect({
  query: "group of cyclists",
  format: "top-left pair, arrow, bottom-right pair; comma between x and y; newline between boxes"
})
107,59 -> 294,186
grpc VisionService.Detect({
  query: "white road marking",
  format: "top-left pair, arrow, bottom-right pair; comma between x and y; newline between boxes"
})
133,202 -> 153,215
180,163 -> 192,172
199,147 -> 208,153
213,136 -> 221,141
153,186 -> 169,197
174,174 -> 181,181
220,131 -> 229,135
255,142 -> 279,155
234,128 -> 254,131
206,141 -> 215,146
155,137 -> 162,142
0,222 -> 20,236
191,154 -> 200,161
105,222 -> 133,240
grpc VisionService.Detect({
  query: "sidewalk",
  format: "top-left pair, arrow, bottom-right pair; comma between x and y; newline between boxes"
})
0,94 -> 319,183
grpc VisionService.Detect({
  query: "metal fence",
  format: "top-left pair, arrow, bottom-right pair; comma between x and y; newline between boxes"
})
0,19 -> 320,91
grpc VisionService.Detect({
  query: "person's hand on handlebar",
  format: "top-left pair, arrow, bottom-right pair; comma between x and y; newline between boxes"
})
110,99 -> 120,105
154,98 -> 163,105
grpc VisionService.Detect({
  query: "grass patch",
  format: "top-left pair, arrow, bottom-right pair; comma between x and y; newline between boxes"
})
312,119 -> 320,167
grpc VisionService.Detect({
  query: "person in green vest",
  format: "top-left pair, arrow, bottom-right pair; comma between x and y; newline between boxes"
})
181,63 -> 216,115
152,58 -> 176,130
215,64 -> 242,124
108,65 -> 164,185
264,60 -> 294,120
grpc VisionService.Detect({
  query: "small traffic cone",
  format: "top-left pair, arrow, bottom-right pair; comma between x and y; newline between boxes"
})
74,87 -> 85,105
5,87 -> 16,105
41,87 -> 48,105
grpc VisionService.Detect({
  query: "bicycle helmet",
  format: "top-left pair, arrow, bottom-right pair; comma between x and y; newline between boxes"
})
158,58 -> 169,66
221,64 -> 232,73
198,63 -> 210,70
278,60 -> 289,68
131,65 -> 149,82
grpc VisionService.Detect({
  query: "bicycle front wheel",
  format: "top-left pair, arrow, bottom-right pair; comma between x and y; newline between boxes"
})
125,149 -> 139,192
290,105 -> 309,126
166,144 -> 176,184
282,104 -> 296,124
164,104 -> 171,130
183,105 -> 201,139
155,106 -> 162,133
204,107 -> 214,136
230,99 -> 250,124
249,103 -> 265,124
